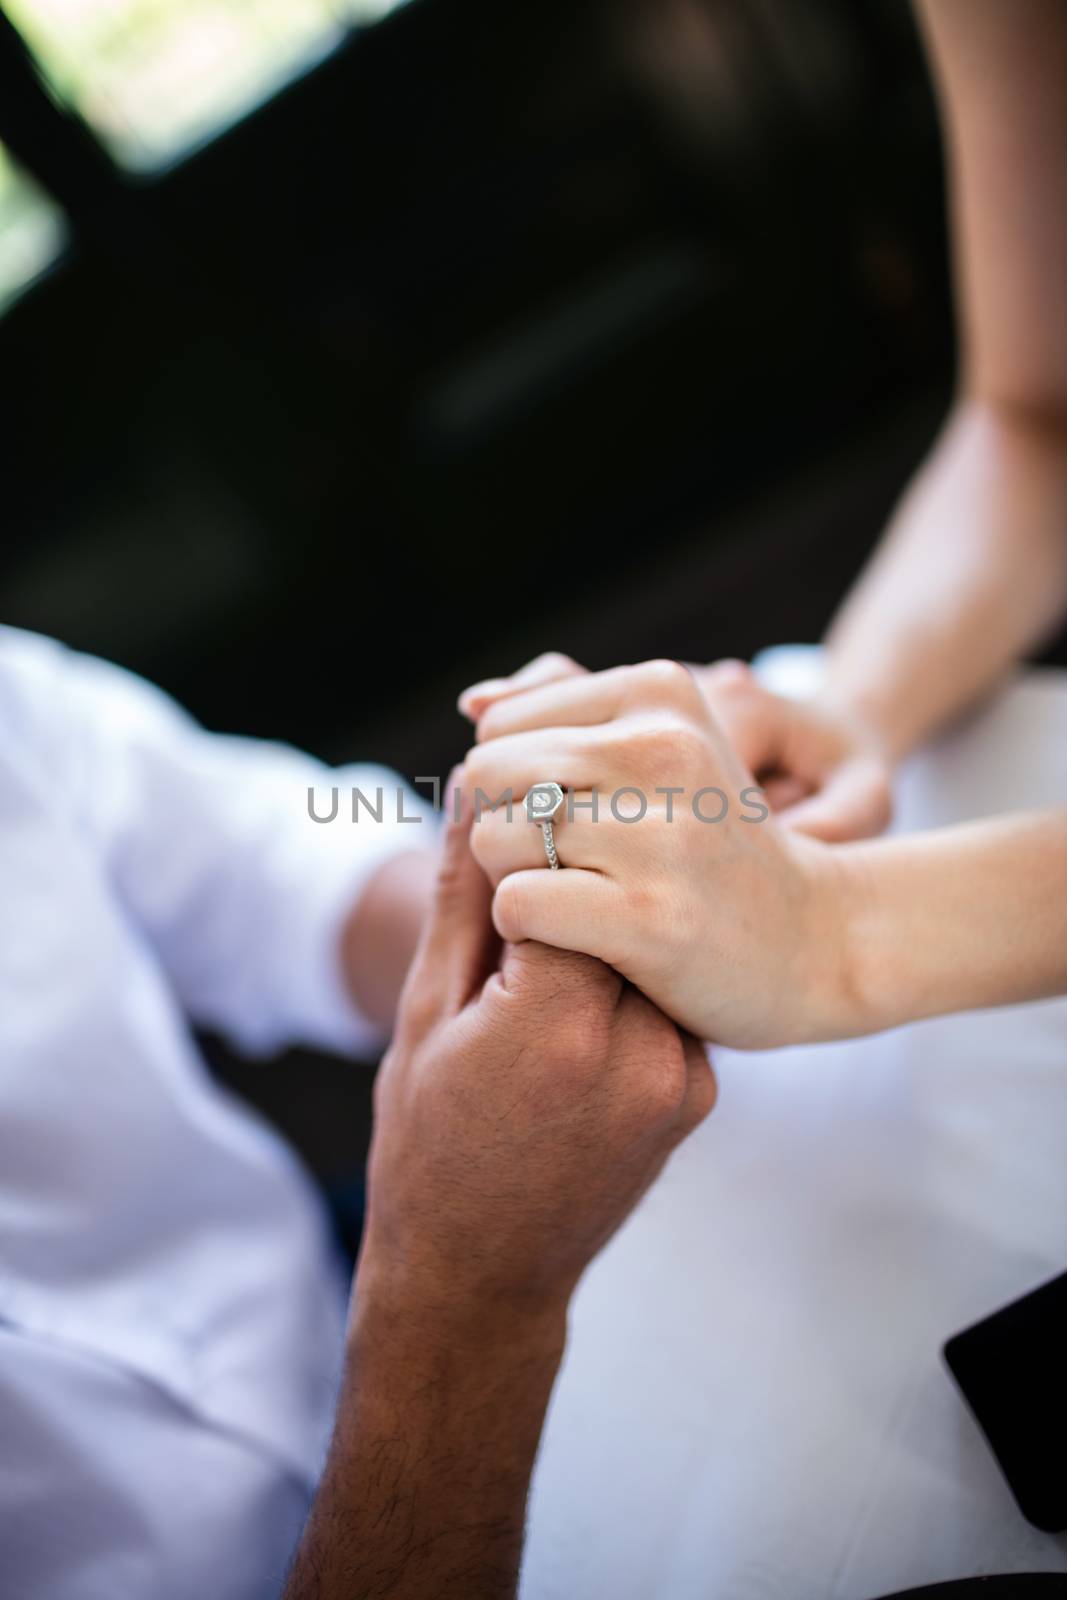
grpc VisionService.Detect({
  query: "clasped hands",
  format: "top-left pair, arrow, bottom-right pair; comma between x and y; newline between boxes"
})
358,651 -> 891,1328
457,651 -> 892,1051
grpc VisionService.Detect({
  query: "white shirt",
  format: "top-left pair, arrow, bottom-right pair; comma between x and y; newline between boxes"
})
0,626 -> 431,1600
523,658 -> 1067,1598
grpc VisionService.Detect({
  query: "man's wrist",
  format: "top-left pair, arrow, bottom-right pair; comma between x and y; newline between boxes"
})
351,1242 -> 571,1378
342,849 -> 437,1031
286,1245 -> 568,1600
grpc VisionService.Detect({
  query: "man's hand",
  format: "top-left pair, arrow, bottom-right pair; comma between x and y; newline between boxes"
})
285,778 -> 715,1600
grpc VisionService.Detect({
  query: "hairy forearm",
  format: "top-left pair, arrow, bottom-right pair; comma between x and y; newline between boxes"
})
283,1258 -> 567,1600
836,808 -> 1067,1035
823,401 -> 1067,761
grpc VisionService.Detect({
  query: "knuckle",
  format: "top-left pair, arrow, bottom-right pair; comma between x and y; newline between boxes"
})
634,657 -> 700,707
462,742 -> 492,791
626,1025 -> 689,1124
704,658 -> 751,692
702,656 -> 750,699
544,1012 -> 611,1069
649,1048 -> 690,1119
467,813 -> 497,874
398,985 -> 440,1041
514,970 -> 617,1065
540,948 -> 617,1012
687,1062 -> 719,1128
553,947 -> 617,998
462,742 -> 486,788
532,650 -> 580,675
467,770 -> 518,818
567,986 -> 619,1044
473,801 -> 517,848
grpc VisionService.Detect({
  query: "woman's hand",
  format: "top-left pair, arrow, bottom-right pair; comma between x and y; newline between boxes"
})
463,659 -> 864,1049
694,660 -> 893,843
461,653 -> 893,845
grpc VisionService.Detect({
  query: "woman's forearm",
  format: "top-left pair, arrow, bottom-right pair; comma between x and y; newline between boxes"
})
837,808 -> 1067,1035
822,402 -> 1067,763
823,0 -> 1067,762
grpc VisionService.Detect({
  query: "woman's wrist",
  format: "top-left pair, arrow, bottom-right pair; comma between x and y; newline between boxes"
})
821,399 -> 1067,768
833,812 -> 1067,1037
815,675 -> 911,770
792,838 -> 885,1042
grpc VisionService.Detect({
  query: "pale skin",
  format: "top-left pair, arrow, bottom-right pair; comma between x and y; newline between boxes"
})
461,0 -> 1067,1048
462,657 -> 1067,1046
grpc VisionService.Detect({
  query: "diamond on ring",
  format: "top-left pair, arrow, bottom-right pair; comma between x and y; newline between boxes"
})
525,782 -> 565,870
525,782 -> 565,823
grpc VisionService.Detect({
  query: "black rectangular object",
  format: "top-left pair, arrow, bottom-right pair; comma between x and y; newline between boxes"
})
944,1270 -> 1067,1534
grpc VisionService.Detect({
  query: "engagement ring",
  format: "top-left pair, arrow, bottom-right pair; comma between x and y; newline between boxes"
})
525,782 -> 565,870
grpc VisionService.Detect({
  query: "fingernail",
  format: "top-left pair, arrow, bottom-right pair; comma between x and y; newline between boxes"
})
458,679 -> 501,717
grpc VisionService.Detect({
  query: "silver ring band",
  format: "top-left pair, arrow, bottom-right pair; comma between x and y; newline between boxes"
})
525,782 -> 565,871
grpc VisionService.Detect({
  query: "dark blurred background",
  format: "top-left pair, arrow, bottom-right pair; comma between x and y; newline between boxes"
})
0,0 -> 1046,1214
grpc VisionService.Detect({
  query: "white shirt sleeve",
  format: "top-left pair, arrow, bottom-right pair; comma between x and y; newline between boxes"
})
0,626 -> 436,1056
